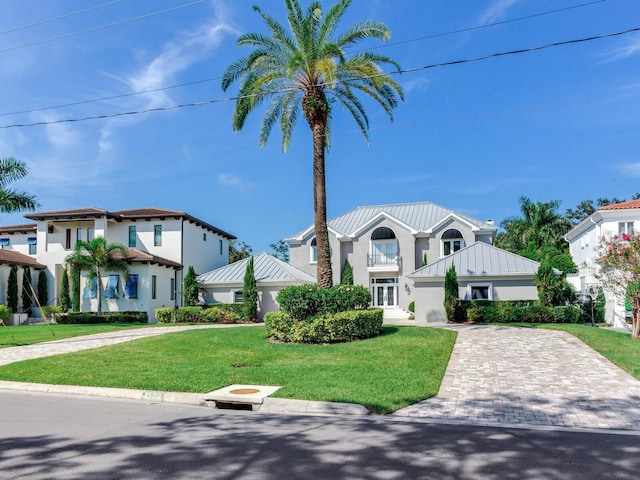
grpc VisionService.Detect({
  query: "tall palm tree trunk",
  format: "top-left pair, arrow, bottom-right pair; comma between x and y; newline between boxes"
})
96,268 -> 103,317
306,88 -> 333,288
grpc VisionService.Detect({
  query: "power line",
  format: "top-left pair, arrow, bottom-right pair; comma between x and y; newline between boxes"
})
0,0 -> 128,36
0,0 -> 208,55
0,0 -> 610,118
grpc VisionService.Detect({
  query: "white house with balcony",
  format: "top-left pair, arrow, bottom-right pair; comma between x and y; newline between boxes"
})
565,199 -> 640,328
285,201 -> 543,321
0,207 -> 235,322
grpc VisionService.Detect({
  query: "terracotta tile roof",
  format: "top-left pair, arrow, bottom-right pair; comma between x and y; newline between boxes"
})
0,223 -> 36,234
599,199 -> 640,211
125,248 -> 182,269
24,208 -> 113,221
0,250 -> 46,269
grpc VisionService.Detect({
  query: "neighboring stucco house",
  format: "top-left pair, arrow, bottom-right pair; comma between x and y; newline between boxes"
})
410,242 -> 541,323
0,207 -> 235,322
286,201 -> 500,318
198,252 -> 316,321
565,199 -> 640,328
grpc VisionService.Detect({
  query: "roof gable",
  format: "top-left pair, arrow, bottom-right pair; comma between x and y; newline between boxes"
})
409,242 -> 541,278
198,252 -> 316,284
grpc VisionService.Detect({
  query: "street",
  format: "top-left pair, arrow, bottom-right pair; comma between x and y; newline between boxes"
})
1,391 -> 638,479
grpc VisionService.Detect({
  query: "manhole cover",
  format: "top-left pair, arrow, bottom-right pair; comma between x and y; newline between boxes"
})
229,388 -> 261,395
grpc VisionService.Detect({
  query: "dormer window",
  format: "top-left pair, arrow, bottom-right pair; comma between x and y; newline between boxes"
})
442,229 -> 464,256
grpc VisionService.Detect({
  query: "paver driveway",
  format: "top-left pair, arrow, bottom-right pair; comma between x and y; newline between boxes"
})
395,325 -> 640,430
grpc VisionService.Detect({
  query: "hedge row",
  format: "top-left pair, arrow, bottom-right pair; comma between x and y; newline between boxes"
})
264,308 -> 383,344
458,300 -> 581,323
276,284 -> 371,321
154,306 -> 248,324
56,311 -> 149,324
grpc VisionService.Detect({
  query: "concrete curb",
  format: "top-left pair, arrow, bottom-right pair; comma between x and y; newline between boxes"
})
0,380 -> 370,416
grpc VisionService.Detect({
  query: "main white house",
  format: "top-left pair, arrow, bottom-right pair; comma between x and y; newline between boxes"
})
0,207 -> 235,322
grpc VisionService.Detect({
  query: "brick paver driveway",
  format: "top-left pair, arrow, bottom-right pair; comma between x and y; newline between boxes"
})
395,325 -> 640,430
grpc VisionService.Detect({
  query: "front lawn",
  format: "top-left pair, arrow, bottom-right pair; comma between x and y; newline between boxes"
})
0,325 -> 456,414
0,323 -> 148,348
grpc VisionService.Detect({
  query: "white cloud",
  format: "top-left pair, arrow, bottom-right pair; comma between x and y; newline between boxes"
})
479,0 -> 520,25
600,34 -> 640,63
403,75 -> 430,94
218,173 -> 252,189
617,162 -> 640,177
33,112 -> 79,147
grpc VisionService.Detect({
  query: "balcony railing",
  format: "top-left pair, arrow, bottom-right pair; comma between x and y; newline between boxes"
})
367,254 -> 402,268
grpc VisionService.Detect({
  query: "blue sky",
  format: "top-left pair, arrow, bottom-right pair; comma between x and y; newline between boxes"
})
0,0 -> 639,254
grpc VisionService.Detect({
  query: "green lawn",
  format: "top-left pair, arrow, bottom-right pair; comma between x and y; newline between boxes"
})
0,325 -> 457,414
0,323 -> 148,348
487,323 -> 640,380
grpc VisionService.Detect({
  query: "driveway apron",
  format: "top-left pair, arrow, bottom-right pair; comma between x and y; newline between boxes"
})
395,325 -> 640,431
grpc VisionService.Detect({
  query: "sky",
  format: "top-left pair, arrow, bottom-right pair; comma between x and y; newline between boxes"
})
0,0 -> 639,255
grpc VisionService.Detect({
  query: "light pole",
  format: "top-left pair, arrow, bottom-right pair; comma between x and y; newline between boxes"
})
589,287 -> 598,327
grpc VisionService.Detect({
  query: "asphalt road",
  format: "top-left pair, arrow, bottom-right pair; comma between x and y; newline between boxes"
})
1,390 -> 638,480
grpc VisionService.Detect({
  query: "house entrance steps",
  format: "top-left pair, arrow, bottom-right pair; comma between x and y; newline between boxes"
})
382,308 -> 411,322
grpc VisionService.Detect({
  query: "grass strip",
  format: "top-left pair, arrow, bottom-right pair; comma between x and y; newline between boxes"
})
0,323 -> 148,348
0,325 -> 456,414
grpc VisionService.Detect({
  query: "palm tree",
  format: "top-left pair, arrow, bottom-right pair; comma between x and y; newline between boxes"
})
0,157 -> 39,213
222,0 -> 403,288
65,236 -> 129,316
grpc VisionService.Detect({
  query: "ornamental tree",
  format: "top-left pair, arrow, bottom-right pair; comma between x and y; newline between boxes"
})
596,233 -> 640,340
243,256 -> 258,321
444,263 -> 459,322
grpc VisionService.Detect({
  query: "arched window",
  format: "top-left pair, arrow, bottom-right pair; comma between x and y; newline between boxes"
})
310,237 -> 317,263
370,227 -> 398,266
442,229 -> 464,256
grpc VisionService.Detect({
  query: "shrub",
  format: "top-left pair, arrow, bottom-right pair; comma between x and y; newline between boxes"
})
553,306 -> 580,323
444,264 -> 458,322
155,306 -> 246,324
340,259 -> 353,285
408,301 -> 415,313
276,284 -> 371,321
7,266 -> 18,313
59,269 -> 70,313
22,266 -> 32,315
37,270 -> 48,306
0,304 -> 11,322
57,311 -> 148,324
265,308 -> 383,344
243,256 -> 258,321
183,265 -> 200,306
41,306 -> 63,321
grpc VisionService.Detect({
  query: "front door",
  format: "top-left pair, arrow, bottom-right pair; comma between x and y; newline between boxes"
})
373,278 -> 397,308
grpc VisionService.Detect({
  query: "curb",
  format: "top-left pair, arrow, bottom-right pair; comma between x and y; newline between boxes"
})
0,380 -> 369,416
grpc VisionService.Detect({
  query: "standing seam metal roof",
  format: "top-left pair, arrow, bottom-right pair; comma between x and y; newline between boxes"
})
198,252 -> 316,284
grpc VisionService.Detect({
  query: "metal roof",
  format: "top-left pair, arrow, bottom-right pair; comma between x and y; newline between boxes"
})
409,242 -> 541,278
286,201 -> 496,240
198,252 -> 316,285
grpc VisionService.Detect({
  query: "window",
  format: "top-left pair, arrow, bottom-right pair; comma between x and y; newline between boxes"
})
170,278 -> 175,301
129,226 -> 136,247
123,274 -> 138,299
104,275 -> 119,299
442,229 -> 464,256
87,227 -> 94,241
203,233 -> 207,242
151,275 -> 157,299
0,238 -> 9,249
619,222 -> 634,240
154,225 -> 162,246
65,229 -> 71,250
467,283 -> 493,300
219,239 -> 223,255
83,276 -> 98,299
370,227 -> 398,266
310,238 -> 317,263
77,228 -> 83,243
27,237 -> 37,255
234,290 -> 243,303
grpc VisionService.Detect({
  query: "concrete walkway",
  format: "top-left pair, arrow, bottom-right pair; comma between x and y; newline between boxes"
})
395,325 -> 640,430
0,325 -> 248,366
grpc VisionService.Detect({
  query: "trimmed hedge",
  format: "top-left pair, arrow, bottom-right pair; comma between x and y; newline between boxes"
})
459,300 -> 580,323
204,303 -> 245,317
56,311 -> 148,324
155,306 -> 245,324
264,308 -> 383,344
276,284 -> 371,321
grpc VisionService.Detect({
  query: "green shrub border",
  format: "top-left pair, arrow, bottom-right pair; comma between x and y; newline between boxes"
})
56,311 -> 148,324
155,305 -> 251,324
264,308 -> 383,344
458,300 -> 581,324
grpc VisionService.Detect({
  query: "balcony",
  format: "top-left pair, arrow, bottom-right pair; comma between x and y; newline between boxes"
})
367,253 -> 402,272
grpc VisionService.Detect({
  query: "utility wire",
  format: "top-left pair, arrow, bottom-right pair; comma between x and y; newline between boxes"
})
0,0 -> 610,118
0,0 -> 208,55
0,24 -> 637,130
0,0 -> 127,36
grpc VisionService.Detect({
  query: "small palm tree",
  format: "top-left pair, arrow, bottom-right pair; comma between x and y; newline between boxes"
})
0,157 -> 39,213
222,0 -> 403,288
65,236 -> 129,316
